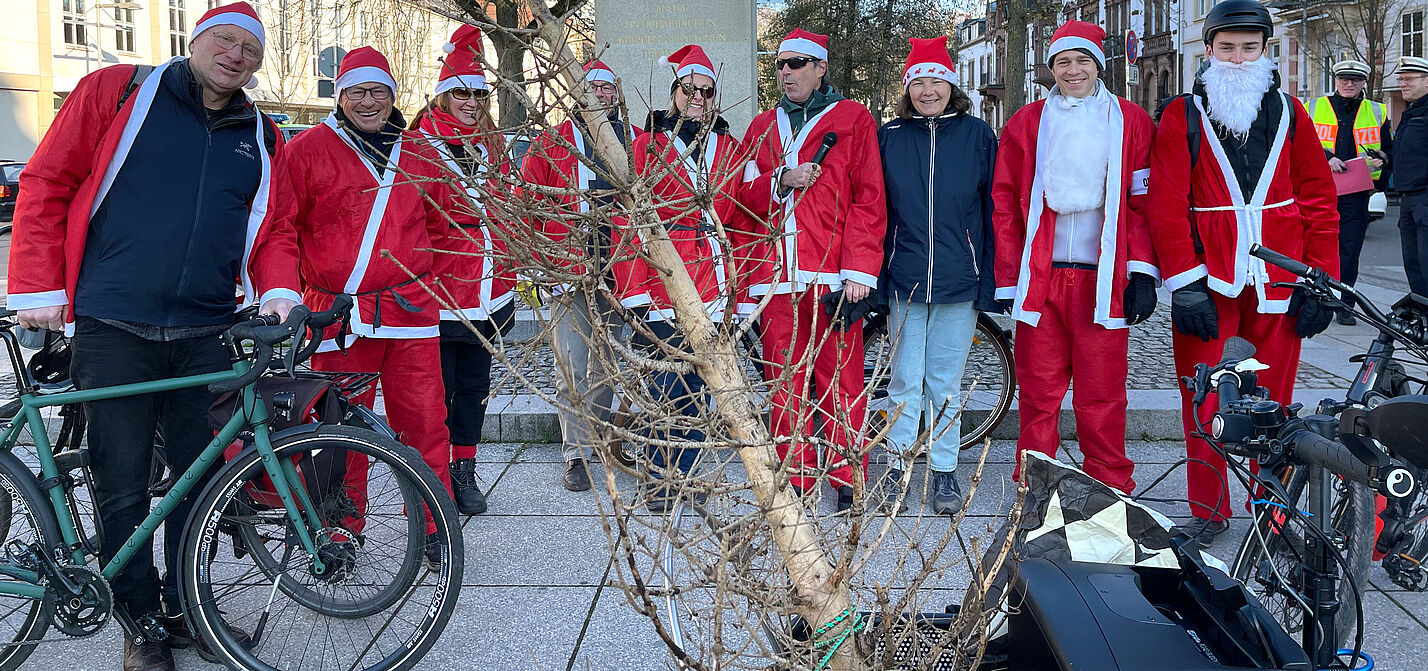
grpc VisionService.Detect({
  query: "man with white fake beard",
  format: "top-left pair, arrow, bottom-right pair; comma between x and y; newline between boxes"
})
1149,0 -> 1339,547
992,20 -> 1159,495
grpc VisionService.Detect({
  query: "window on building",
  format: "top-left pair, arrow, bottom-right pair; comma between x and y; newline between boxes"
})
63,0 -> 87,47
311,0 -> 323,76
278,0 -> 293,53
169,0 -> 188,56
1405,11 -> 1425,58
114,7 -> 137,53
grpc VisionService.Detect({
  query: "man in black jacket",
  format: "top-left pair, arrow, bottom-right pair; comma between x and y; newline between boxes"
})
1394,56 -> 1428,295
1309,60 -> 1393,324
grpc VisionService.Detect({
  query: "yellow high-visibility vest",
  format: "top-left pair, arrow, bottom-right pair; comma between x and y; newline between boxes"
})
1312,96 -> 1387,179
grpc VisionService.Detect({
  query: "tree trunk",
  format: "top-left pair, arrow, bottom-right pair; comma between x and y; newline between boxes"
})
493,1 -> 529,127
530,7 -> 862,669
1004,2 -> 1028,116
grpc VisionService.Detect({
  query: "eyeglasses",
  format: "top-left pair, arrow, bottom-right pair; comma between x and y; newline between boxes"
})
590,82 -> 618,94
775,56 -> 820,71
678,82 -> 717,99
1402,74 -> 1428,83
210,31 -> 262,64
449,88 -> 490,101
343,86 -> 393,102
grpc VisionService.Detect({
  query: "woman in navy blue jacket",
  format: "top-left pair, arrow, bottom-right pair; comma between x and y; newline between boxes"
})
877,37 -> 997,516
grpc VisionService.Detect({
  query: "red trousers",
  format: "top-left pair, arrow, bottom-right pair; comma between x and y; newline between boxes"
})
313,337 -> 453,534
1013,268 -> 1136,493
761,289 -> 869,492
1174,292 -> 1300,522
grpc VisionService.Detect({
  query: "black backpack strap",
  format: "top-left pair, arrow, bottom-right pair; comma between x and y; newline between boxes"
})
1182,93 -> 1201,171
116,64 -> 155,113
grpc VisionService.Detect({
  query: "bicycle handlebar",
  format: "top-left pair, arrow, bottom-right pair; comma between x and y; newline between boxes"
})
208,295 -> 354,394
1250,244 -> 1398,330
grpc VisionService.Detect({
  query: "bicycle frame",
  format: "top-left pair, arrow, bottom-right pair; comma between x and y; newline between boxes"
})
0,328 -> 332,601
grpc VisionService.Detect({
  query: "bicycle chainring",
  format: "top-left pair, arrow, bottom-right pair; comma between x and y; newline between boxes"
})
47,565 -> 112,636
1383,553 -> 1428,591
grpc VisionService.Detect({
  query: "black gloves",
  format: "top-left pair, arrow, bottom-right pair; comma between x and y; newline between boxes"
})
997,298 -> 1014,315
1171,278 -> 1218,342
1288,287 -> 1334,338
820,290 -> 877,331
1122,273 -> 1158,326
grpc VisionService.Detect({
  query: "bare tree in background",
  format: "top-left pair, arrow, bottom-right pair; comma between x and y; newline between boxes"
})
392,3 -> 1023,668
1318,0 -> 1406,98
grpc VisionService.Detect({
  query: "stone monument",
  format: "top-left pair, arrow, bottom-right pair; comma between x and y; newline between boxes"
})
594,0 -> 759,134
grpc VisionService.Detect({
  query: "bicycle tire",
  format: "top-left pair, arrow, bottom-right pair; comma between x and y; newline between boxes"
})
960,314 -> 1016,449
1230,463 -> 1374,650
0,450 -> 59,671
179,425 -> 462,671
229,429 -> 425,617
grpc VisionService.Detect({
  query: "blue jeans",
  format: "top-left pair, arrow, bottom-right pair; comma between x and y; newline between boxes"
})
646,369 -> 706,475
885,301 -> 977,473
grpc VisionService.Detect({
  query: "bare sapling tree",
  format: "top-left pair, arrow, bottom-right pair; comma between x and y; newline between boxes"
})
389,5 -> 1023,669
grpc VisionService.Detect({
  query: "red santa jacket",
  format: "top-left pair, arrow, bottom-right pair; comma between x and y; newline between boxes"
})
1148,92 -> 1339,313
519,117 -> 644,290
250,115 -> 453,346
626,123 -> 749,322
8,59 -> 280,333
992,94 -> 1158,329
416,127 -> 518,322
735,99 -> 886,297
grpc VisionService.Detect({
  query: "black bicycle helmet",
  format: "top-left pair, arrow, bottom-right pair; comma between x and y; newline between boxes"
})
27,332 -> 72,386
1204,0 -> 1274,41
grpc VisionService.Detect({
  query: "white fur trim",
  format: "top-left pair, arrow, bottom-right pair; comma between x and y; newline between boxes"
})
676,63 -> 717,82
259,288 -> 302,307
194,12 -> 266,47
741,160 -> 761,183
839,269 -> 878,289
994,286 -> 1016,300
902,63 -> 959,88
778,37 -> 827,60
1163,265 -> 1208,292
1048,36 -> 1105,68
434,74 -> 488,95
6,289 -> 68,311
335,66 -> 397,94
1126,261 -> 1161,282
586,69 -> 616,84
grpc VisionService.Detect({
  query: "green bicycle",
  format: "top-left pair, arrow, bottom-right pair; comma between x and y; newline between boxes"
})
0,295 -> 462,670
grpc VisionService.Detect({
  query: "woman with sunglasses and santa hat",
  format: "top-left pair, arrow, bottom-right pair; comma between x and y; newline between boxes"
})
407,25 -> 518,515
622,44 -> 749,513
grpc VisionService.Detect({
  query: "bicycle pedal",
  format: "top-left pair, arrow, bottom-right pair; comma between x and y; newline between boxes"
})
53,448 -> 90,473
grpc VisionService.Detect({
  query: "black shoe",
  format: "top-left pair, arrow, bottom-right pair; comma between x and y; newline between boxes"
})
836,485 -> 855,512
563,459 -> 591,492
1173,518 -> 1230,549
450,459 -> 488,515
425,532 -> 445,572
163,612 -> 252,663
1336,309 -> 1357,326
643,482 -> 673,515
123,636 -> 175,671
930,471 -> 965,516
881,468 -> 909,514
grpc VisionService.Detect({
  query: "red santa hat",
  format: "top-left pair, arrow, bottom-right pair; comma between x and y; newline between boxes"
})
778,28 -> 828,60
1047,20 -> 1106,70
902,36 -> 958,89
335,46 -> 397,96
584,60 -> 616,84
660,44 -> 717,83
436,25 -> 487,95
193,1 -> 265,48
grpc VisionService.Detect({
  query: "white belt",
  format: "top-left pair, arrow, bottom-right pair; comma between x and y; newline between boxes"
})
1191,198 -> 1295,285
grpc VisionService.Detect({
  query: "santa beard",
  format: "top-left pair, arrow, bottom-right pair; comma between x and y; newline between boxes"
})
1040,94 -> 1111,214
1201,55 -> 1276,140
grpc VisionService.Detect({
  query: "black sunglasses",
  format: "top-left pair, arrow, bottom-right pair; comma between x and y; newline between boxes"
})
775,56 -> 821,71
678,82 -> 717,98
449,88 -> 490,101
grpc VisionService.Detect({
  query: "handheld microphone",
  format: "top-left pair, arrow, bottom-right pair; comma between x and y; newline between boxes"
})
810,132 -> 838,165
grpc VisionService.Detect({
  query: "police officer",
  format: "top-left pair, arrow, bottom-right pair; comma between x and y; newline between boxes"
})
1394,56 -> 1428,296
1310,59 -> 1392,324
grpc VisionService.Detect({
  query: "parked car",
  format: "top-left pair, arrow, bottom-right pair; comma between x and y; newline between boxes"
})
0,161 -> 23,223
278,124 -> 313,142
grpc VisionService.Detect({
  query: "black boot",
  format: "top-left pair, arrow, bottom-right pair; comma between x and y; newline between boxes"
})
450,459 -> 488,515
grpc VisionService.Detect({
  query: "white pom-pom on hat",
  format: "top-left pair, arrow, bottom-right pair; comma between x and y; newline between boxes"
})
442,42 -> 456,54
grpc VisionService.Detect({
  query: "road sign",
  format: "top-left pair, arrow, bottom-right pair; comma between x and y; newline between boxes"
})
318,46 -> 347,79
1127,64 -> 1141,86
1125,30 -> 1139,64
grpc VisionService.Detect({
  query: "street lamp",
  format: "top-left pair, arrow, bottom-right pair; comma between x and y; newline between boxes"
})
87,1 -> 145,74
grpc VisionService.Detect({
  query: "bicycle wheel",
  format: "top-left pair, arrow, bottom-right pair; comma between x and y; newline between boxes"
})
865,313 -> 1016,451
0,450 -> 59,671
1230,463 -> 1374,650
180,425 -> 462,671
